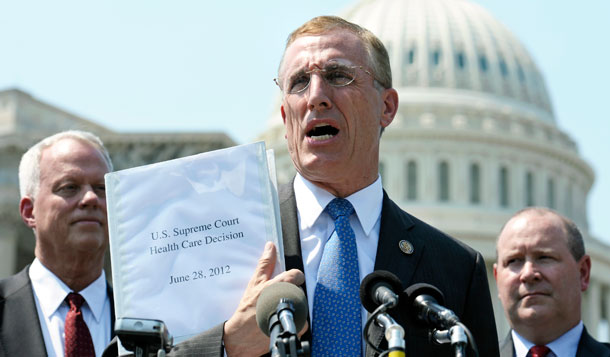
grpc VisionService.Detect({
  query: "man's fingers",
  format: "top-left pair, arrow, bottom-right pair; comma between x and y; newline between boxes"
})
270,268 -> 305,286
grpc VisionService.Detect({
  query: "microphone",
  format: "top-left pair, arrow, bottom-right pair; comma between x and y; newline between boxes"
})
400,283 -> 459,329
360,271 -> 405,357
256,282 -> 308,336
255,282 -> 309,357
359,270 -> 403,313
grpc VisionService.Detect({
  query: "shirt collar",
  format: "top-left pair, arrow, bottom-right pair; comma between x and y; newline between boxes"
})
79,269 -> 109,323
294,172 -> 383,235
512,321 -> 583,357
29,258 -> 108,323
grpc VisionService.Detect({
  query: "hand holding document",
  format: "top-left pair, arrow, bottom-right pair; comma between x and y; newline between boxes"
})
105,142 -> 284,343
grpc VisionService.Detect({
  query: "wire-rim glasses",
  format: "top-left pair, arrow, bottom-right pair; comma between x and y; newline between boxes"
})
274,62 -> 374,94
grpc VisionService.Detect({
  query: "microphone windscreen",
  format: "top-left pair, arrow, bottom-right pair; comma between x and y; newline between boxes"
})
255,282 -> 308,336
359,270 -> 403,313
399,283 -> 446,327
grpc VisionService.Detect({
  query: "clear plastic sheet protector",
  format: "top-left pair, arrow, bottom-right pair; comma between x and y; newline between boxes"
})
105,141 -> 284,343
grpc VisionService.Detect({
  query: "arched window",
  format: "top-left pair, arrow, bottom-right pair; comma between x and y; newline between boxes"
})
525,171 -> 535,206
499,58 -> 509,77
439,161 -> 450,202
517,63 -> 526,82
432,50 -> 441,66
406,160 -> 417,200
566,182 -> 573,217
547,178 -> 556,209
470,163 -> 481,204
456,52 -> 465,69
479,55 -> 488,72
499,166 -> 509,207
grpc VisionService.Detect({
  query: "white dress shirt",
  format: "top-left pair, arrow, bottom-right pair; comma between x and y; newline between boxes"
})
29,258 -> 112,357
293,172 -> 383,335
512,321 -> 584,357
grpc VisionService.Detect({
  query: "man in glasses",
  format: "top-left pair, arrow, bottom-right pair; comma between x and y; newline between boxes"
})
154,15 -> 499,357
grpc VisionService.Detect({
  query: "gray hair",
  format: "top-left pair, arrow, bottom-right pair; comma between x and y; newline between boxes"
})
18,130 -> 113,199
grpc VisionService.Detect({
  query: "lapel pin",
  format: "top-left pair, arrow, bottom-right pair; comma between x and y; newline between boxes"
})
399,240 -> 414,255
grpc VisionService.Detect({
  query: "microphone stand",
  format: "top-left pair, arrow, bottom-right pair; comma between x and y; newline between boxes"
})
429,322 -> 478,357
363,302 -> 405,357
268,300 -> 310,357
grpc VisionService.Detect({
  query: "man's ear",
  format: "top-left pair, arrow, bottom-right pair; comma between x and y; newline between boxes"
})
380,88 -> 399,128
579,255 -> 592,292
19,196 -> 36,229
281,105 -> 287,125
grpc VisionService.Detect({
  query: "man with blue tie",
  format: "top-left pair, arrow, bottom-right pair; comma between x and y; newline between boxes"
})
168,15 -> 499,356
494,207 -> 610,357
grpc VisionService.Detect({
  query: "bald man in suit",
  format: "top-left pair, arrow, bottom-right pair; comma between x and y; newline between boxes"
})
494,207 -> 610,357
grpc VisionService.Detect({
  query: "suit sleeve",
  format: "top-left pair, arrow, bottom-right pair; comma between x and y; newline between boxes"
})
168,322 -> 225,357
461,252 -> 500,357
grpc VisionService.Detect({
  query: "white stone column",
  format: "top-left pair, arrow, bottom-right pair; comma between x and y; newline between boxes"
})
584,279 -> 601,338
0,230 -> 17,278
488,264 -> 509,339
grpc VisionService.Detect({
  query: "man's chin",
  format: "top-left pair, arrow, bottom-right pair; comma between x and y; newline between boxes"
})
515,305 -> 553,324
69,233 -> 107,251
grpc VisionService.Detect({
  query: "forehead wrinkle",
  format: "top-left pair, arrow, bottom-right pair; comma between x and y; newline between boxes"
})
282,31 -> 367,77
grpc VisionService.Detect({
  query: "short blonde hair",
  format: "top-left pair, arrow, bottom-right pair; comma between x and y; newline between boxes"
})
18,130 -> 113,199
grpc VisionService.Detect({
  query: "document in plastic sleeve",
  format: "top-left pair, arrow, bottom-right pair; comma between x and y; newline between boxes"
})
105,141 -> 284,343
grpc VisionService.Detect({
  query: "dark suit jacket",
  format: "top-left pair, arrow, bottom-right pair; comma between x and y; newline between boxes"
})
0,265 -> 115,357
168,183 -> 499,356
500,328 -> 610,357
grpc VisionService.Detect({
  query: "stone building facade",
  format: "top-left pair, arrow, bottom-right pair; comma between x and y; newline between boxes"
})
0,88 -> 235,278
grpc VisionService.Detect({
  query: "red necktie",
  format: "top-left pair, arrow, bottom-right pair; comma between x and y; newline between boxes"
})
529,345 -> 551,357
64,292 -> 95,357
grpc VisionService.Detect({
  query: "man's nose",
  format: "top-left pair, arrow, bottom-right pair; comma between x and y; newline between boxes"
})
307,73 -> 332,111
79,186 -> 101,207
520,260 -> 541,283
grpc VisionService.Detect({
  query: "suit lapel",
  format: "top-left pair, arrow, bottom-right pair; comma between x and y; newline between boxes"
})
364,191 -> 424,356
278,181 -> 313,346
0,266 -> 48,356
373,191 -> 423,286
576,327 -> 610,357
107,283 -> 116,338
279,181 -> 305,276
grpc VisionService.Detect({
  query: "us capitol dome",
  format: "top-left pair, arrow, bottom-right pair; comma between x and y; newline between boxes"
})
259,0 -> 610,339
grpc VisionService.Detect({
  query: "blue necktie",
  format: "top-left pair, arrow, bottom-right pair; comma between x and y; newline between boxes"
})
312,198 -> 362,356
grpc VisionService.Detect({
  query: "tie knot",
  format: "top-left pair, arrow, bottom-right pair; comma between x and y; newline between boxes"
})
326,198 -> 354,220
529,345 -> 551,357
66,292 -> 85,309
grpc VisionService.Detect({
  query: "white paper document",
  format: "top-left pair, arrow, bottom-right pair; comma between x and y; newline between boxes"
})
106,141 -> 284,343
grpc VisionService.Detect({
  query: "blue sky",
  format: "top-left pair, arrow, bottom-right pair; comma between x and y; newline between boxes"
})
1,0 -> 608,242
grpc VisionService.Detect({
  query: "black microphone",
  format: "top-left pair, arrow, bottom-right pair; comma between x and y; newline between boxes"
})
400,283 -> 459,329
359,270 -> 403,313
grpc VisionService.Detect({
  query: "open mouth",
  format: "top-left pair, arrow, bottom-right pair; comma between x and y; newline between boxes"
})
307,124 -> 339,141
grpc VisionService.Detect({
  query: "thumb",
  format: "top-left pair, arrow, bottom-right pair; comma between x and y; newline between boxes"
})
252,242 -> 277,285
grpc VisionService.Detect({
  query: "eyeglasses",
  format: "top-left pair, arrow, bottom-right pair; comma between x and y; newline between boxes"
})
274,62 -> 374,94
